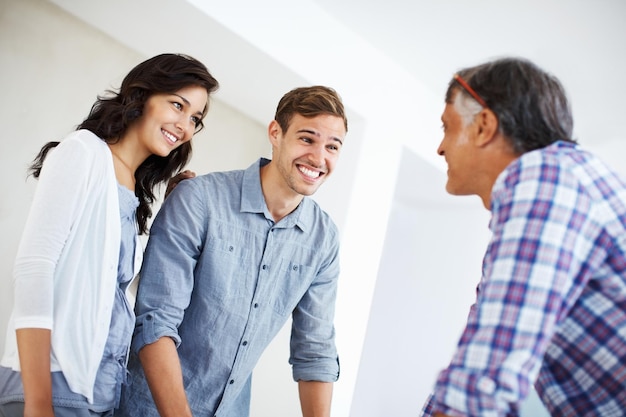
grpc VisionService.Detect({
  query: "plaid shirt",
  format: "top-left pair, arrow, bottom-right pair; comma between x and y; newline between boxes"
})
422,141 -> 626,417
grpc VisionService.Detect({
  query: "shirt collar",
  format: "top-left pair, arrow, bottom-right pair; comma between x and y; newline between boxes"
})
240,158 -> 313,233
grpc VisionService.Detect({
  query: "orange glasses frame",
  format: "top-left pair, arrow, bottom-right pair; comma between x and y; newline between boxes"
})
453,73 -> 488,109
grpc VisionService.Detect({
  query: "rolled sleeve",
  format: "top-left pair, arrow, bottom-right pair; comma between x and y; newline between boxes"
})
131,311 -> 182,353
291,357 -> 340,383
289,239 -> 340,383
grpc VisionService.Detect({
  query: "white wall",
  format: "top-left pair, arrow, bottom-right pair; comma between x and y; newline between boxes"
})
349,149 -> 550,416
349,149 -> 488,415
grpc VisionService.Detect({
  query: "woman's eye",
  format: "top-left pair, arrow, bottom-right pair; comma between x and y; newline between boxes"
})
191,116 -> 200,125
173,102 -> 183,110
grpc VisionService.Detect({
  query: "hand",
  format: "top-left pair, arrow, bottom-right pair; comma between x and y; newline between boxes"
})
165,170 -> 196,199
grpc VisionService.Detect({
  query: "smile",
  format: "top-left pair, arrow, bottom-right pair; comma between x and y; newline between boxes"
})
298,165 -> 322,179
162,129 -> 179,144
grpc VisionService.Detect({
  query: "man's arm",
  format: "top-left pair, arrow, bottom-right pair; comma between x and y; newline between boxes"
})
291,224 -> 341,416
139,337 -> 192,417
298,380 -> 333,417
132,177 -> 207,415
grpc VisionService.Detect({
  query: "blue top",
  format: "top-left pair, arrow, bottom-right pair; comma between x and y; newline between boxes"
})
117,158 -> 341,417
0,183 -> 138,411
422,142 -> 626,416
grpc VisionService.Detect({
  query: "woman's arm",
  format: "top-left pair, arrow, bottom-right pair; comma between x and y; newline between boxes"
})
16,328 -> 54,417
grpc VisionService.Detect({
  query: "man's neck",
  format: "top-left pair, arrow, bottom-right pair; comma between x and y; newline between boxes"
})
260,162 -> 304,222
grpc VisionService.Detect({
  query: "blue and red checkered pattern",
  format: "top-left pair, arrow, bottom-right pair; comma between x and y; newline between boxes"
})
422,141 -> 626,417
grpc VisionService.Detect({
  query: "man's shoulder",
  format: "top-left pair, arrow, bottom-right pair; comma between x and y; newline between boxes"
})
185,168 -> 246,189
302,197 -> 340,236
500,142 -> 576,184
199,166 -> 246,178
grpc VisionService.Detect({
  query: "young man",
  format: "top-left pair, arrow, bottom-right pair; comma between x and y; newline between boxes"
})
117,86 -> 347,417
421,58 -> 626,416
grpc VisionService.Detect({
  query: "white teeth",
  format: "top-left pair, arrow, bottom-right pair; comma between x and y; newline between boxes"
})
162,130 -> 178,143
299,166 -> 320,179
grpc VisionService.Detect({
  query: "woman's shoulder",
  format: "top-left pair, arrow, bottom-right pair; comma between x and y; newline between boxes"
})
61,129 -> 106,149
45,130 -> 110,173
53,130 -> 108,158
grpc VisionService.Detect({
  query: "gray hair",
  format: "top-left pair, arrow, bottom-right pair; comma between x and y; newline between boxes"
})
453,91 -> 484,127
446,57 -> 575,154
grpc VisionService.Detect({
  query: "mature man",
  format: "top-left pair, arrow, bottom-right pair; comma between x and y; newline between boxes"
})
421,57 -> 626,416
117,86 -> 347,417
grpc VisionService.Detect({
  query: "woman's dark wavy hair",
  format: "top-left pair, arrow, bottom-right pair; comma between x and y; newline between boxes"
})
446,57 -> 575,154
29,53 -> 219,233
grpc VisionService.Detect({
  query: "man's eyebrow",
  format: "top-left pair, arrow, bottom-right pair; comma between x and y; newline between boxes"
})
297,128 -> 319,136
297,129 -> 343,145
331,137 -> 343,146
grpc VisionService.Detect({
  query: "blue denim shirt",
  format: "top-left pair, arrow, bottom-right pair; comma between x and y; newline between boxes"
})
117,159 -> 340,417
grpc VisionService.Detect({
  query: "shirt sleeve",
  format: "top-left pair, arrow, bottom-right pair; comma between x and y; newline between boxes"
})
131,177 -> 208,353
13,136 -> 96,329
428,156 -> 597,415
289,227 -> 341,383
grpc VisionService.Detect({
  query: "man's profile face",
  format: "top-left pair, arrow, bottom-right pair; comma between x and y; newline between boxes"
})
437,95 -> 481,197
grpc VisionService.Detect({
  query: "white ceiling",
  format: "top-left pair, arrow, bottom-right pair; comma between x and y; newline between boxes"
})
49,0 -> 626,169
313,0 -> 626,150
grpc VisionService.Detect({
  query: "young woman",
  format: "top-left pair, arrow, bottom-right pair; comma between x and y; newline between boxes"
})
0,53 -> 218,417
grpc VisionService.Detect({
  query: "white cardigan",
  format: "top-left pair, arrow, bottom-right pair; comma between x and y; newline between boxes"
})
1,130 -> 141,403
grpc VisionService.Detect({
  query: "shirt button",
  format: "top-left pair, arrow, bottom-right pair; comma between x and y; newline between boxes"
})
229,380 -> 234,384
242,341 -> 248,346
254,303 -> 259,308
228,246 -> 234,252
262,265 -> 267,270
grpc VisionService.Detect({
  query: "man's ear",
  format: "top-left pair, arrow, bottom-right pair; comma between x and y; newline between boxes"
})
475,108 -> 499,147
268,120 -> 282,147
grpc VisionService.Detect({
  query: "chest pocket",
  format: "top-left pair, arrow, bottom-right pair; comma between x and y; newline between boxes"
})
271,259 -> 315,315
199,237 -> 251,303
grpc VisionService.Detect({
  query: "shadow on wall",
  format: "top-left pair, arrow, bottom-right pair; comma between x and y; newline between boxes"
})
349,148 -> 549,416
